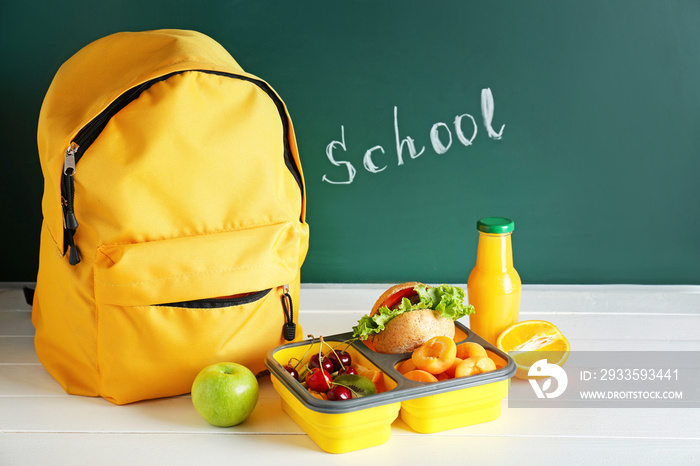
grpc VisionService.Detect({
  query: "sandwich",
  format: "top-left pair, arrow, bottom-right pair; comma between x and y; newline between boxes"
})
352,282 -> 475,354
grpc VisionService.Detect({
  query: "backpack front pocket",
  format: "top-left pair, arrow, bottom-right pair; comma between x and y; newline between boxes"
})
92,221 -> 308,404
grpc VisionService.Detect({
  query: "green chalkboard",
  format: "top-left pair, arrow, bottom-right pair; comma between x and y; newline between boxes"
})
1,1 -> 699,284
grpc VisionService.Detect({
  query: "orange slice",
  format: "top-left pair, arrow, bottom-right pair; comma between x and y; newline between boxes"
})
496,320 -> 570,380
352,362 -> 387,393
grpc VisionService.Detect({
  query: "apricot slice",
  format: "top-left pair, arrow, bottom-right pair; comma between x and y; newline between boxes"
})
454,356 -> 497,378
476,357 -> 497,373
411,336 -> 457,375
445,357 -> 464,378
456,342 -> 487,360
404,370 -> 439,383
396,358 -> 417,375
455,357 -> 480,378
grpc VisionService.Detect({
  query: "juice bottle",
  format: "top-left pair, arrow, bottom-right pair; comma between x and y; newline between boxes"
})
467,217 -> 521,345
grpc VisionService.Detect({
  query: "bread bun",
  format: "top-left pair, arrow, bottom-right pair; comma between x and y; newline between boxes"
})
368,282 -> 456,354
371,309 -> 456,354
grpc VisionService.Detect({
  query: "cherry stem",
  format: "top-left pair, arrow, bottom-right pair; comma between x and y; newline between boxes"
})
322,339 -> 347,371
291,342 -> 313,372
334,338 -> 358,352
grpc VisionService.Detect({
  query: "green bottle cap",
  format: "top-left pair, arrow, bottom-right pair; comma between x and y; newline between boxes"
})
477,217 -> 515,234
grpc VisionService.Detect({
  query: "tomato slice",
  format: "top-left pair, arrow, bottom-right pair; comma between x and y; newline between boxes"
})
382,286 -> 418,310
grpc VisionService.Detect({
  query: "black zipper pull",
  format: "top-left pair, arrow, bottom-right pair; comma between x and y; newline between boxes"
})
61,196 -> 78,230
62,142 -> 81,265
281,284 -> 296,341
66,230 -> 81,265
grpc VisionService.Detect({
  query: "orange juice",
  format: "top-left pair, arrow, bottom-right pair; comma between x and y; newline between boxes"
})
467,217 -> 521,345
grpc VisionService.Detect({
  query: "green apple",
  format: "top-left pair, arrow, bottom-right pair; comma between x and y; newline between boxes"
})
191,362 -> 259,427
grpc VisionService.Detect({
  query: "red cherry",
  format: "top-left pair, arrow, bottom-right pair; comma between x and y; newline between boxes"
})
309,353 -> 334,373
327,350 -> 352,372
306,368 -> 333,392
338,366 -> 357,376
283,364 -> 299,381
327,385 -> 352,401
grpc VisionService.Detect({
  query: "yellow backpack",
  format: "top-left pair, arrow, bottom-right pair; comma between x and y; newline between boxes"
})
32,29 -> 309,405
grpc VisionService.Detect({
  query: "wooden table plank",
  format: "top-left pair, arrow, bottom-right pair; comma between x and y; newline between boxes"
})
1,433 -> 699,466
1,284 -> 699,464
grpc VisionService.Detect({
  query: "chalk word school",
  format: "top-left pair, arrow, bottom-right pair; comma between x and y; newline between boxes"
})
322,88 -> 505,185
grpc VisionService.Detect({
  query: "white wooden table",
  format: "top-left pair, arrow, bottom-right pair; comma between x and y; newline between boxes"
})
2,283 -> 699,465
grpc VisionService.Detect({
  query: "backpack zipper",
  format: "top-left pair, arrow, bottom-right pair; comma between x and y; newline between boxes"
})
157,288 -> 271,308
156,284 -> 296,341
62,142 -> 80,265
60,69 -> 304,265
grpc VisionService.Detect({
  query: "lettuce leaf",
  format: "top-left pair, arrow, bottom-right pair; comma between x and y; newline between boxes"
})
351,284 -> 474,340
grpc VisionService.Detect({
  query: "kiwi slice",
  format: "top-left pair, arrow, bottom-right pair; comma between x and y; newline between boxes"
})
333,374 -> 377,398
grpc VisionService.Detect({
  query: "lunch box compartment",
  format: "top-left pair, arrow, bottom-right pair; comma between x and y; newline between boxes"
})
399,378 -> 509,433
269,341 -> 400,453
